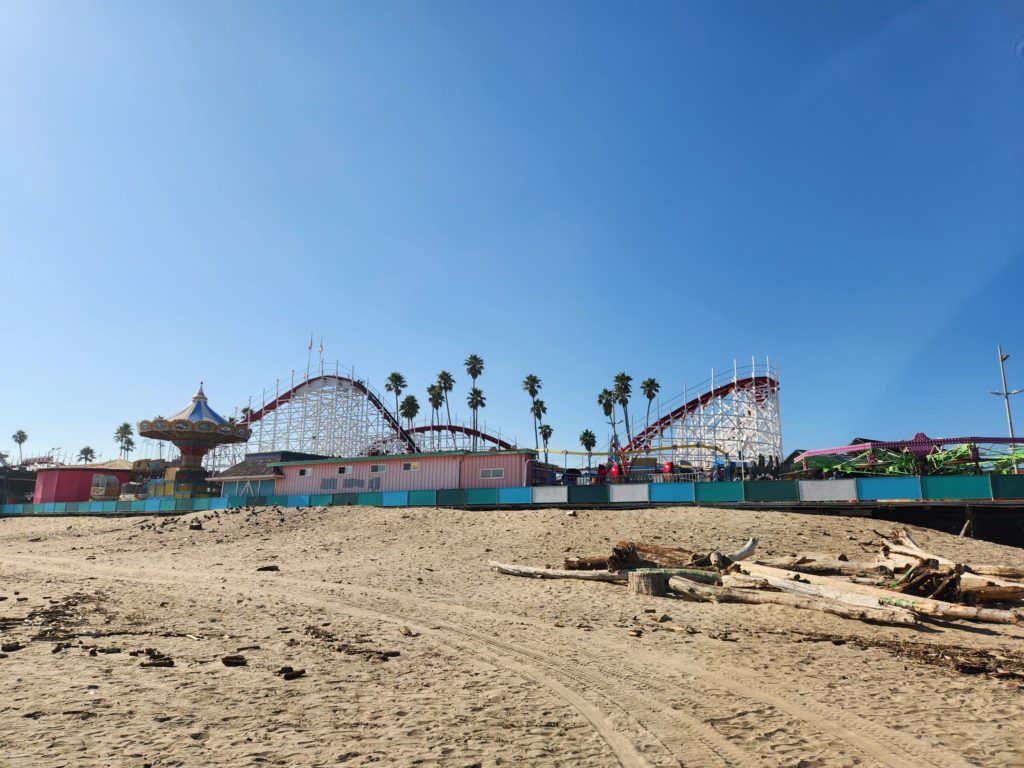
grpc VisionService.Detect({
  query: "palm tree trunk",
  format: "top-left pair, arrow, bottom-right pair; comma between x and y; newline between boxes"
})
622,404 -> 632,444
444,396 -> 453,450
645,401 -> 652,432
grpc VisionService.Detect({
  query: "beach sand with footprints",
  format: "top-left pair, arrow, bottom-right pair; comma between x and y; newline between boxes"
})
2,504 -> 1024,767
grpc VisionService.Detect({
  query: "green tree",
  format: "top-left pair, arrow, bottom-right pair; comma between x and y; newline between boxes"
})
436,370 -> 456,448
426,384 -> 444,450
529,399 -> 547,452
385,372 -> 407,433
11,430 -> 27,464
522,373 -> 542,450
122,436 -> 136,459
640,377 -> 660,432
466,387 -> 485,451
464,355 -> 484,449
579,429 -> 597,472
597,389 -> 617,442
113,423 -> 134,460
399,394 -> 420,431
78,446 -> 96,464
614,372 -> 633,444
539,423 -> 553,464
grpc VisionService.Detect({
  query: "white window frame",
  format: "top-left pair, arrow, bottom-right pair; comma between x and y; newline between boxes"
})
370,464 -> 387,474
337,466 -> 352,475
298,468 -> 310,477
402,461 -> 419,472
480,468 -> 504,479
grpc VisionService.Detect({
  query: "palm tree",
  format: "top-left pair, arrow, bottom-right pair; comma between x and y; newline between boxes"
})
464,355 -> 484,449
579,429 -> 597,472
11,430 -> 27,464
240,406 -> 253,422
385,372 -> 407,432
466,387 -> 485,450
426,384 -> 444,451
522,374 -> 542,450
597,389 -> 617,442
529,399 -> 547,450
640,378 -> 660,432
614,372 -> 633,444
436,370 -> 456,448
539,424 -> 553,463
113,423 -> 134,460
465,354 -> 484,387
123,437 -> 135,459
78,446 -> 96,464
399,395 -> 420,432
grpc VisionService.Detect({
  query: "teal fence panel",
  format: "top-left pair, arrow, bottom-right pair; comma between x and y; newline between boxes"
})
408,490 -> 437,506
649,483 -> 696,503
382,491 -> 409,507
568,485 -> 609,504
43,503 -> 57,514
144,498 -> 162,512
209,497 -> 228,510
192,498 -> 211,511
129,501 -> 146,513
466,488 -> 499,505
743,481 -> 799,502
3,504 -> 22,515
266,495 -> 289,507
856,477 -> 922,501
53,502 -> 67,514
309,494 -> 333,506
921,476 -> 992,501
286,495 -> 309,508
174,499 -> 192,511
331,493 -> 358,505
695,482 -> 744,503
436,489 -> 467,506
101,501 -> 117,513
115,501 -> 131,512
356,492 -> 383,506
497,487 -> 532,505
159,499 -> 176,512
226,496 -> 247,508
992,475 -> 1024,500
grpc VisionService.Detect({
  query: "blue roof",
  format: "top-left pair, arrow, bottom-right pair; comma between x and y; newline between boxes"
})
168,383 -> 228,424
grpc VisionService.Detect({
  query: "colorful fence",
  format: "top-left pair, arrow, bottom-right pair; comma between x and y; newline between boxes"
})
2,475 -> 1022,516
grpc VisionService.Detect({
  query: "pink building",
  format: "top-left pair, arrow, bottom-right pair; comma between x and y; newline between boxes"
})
272,450 -> 535,495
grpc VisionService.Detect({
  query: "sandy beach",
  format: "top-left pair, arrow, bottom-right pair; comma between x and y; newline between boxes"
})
2,504 -> 1023,767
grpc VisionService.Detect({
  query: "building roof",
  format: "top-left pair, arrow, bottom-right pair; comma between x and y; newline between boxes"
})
38,459 -> 134,473
168,383 -> 228,424
210,451 -> 327,482
270,449 -> 537,468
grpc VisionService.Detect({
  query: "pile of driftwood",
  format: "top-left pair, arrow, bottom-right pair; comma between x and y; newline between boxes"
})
491,528 -> 1024,628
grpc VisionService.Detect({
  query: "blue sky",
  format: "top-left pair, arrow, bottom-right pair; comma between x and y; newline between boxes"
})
1,0 -> 1022,463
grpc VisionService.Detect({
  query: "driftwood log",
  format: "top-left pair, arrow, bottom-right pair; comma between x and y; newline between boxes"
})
884,527 -> 1024,578
735,562 -> 1024,625
721,573 -> 914,614
608,538 -> 758,571
628,571 -> 668,596
563,556 -> 609,570
490,562 -> 626,582
762,554 -> 896,577
667,578 -> 919,625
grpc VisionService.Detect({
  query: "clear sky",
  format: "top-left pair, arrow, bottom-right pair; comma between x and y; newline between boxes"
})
2,0 -> 1023,464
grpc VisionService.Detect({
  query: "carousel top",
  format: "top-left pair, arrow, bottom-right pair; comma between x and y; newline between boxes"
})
138,383 -> 251,444
168,383 -> 228,424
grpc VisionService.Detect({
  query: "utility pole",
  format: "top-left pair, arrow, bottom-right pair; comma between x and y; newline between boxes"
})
992,344 -> 1022,474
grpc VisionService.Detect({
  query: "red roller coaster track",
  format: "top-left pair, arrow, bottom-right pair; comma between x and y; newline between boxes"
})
407,424 -> 515,450
626,375 -> 780,453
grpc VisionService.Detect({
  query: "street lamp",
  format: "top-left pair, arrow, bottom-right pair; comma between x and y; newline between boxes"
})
991,345 -> 1022,474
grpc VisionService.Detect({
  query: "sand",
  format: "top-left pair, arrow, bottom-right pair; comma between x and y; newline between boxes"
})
2,504 -> 1024,767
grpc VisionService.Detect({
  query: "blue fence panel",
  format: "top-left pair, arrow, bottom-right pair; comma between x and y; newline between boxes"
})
497,487 -> 532,505
209,497 -> 228,510
226,496 -> 247,508
382,491 -> 409,507
856,477 -> 922,501
144,498 -> 162,512
287,495 -> 310,508
648,483 -> 696,503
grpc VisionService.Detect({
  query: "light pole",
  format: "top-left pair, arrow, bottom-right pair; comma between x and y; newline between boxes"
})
992,344 -> 1022,474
